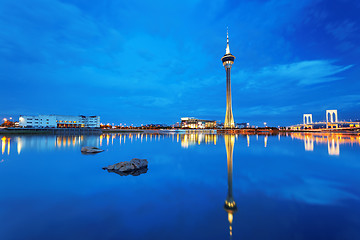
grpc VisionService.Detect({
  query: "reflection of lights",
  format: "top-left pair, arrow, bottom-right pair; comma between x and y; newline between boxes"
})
290,132 -> 360,156
100,135 -> 103,146
57,137 -> 62,147
17,137 -> 22,155
180,133 -> 217,148
224,134 -> 236,238
328,138 -> 340,156
304,135 -> 314,151
7,138 -> 10,155
264,135 -> 268,148
2,137 -> 6,155
247,135 -> 250,147
106,134 -> 110,146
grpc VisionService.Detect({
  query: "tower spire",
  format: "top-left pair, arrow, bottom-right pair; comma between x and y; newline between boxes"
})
226,27 -> 230,54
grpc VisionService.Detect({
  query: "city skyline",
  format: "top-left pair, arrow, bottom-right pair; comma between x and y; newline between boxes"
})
1,0 -> 360,126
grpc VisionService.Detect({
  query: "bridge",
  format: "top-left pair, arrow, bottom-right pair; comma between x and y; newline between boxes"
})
289,110 -> 360,132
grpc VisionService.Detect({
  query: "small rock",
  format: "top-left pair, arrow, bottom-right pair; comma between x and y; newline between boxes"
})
81,146 -> 104,154
103,158 -> 148,176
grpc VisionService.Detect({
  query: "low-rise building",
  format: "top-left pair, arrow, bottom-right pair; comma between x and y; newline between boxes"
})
19,115 -> 100,128
180,117 -> 217,129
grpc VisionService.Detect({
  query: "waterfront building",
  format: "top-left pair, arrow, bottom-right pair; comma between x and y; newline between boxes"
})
180,117 -> 217,129
19,115 -> 100,128
221,29 -> 236,128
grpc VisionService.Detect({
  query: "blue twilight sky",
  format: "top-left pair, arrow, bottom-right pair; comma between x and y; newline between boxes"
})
0,0 -> 360,126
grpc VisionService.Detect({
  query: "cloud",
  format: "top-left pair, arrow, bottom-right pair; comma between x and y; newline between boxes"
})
235,60 -> 353,89
326,20 -> 359,41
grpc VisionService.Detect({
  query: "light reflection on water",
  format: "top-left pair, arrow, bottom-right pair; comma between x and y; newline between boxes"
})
2,132 -> 360,157
0,132 -> 360,239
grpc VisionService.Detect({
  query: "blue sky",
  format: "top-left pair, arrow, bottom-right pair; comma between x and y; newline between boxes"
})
1,0 -> 360,126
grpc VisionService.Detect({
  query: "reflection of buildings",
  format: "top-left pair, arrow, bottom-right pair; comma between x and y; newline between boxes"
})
98,133 -> 219,149
1,135 -> 100,155
224,135 -> 237,238
290,132 -> 360,156
180,134 -> 217,148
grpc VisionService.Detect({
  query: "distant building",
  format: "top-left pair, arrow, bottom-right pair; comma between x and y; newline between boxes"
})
19,115 -> 100,128
236,122 -> 249,128
181,117 -> 217,129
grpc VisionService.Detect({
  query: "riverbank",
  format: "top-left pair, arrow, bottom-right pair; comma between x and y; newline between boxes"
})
0,128 -> 102,135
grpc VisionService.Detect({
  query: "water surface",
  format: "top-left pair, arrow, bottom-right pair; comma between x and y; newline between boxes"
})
1,132 -> 359,240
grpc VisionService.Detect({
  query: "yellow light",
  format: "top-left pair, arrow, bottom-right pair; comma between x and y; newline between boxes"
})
17,137 -> 22,155
228,212 -> 233,224
7,139 -> 10,155
1,137 -> 6,155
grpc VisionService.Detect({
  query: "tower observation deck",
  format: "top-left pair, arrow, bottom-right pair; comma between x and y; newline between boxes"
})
221,29 -> 236,129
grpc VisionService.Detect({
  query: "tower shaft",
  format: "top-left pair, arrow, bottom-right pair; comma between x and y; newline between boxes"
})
225,67 -> 235,128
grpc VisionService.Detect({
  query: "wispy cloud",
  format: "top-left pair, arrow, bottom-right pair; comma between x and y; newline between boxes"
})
235,60 -> 353,88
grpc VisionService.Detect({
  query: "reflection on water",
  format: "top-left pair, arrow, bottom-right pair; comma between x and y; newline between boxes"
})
2,132 -> 360,157
1,132 -> 360,240
224,135 -> 237,238
290,132 -> 360,156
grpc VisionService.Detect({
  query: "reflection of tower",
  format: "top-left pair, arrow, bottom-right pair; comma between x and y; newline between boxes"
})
221,29 -> 236,129
224,135 -> 237,238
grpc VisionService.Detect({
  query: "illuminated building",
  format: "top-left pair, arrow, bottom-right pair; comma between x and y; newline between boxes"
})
221,29 -> 236,129
224,135 -> 237,237
180,117 -> 217,129
19,115 -> 100,128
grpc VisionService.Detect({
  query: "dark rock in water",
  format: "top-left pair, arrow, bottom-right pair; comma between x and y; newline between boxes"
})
103,158 -> 148,176
81,146 -> 104,154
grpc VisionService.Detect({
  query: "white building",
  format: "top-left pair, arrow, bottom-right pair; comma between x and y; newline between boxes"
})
19,115 -> 100,128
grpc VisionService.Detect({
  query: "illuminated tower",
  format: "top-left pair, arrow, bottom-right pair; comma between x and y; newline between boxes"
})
224,134 -> 237,238
221,29 -> 236,129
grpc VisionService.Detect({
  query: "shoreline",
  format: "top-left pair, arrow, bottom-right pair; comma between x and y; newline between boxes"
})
1,127 -> 359,135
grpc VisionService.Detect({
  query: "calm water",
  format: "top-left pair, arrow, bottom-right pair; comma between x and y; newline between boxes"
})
1,132 -> 360,240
